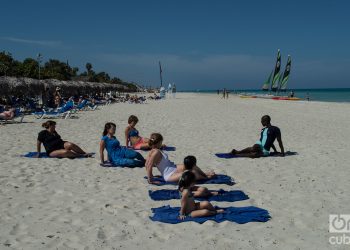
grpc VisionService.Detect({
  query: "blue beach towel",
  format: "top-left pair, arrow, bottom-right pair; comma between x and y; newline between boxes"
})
136,146 -> 176,152
150,205 -> 270,224
149,189 -> 249,202
145,174 -> 234,186
100,161 -> 144,168
215,151 -> 298,159
22,152 -> 95,158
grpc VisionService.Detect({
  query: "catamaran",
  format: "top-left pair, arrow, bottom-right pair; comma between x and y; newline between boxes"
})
240,49 -> 300,100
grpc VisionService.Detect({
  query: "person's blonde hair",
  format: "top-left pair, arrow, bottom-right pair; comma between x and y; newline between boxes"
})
148,133 -> 163,147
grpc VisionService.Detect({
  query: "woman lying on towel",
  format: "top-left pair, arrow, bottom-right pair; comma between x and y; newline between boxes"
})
145,133 -> 215,184
100,122 -> 145,167
36,120 -> 92,158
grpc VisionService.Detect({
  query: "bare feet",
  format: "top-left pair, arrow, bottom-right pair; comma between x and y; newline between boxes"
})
216,209 -> 225,214
231,149 -> 238,155
206,170 -> 216,178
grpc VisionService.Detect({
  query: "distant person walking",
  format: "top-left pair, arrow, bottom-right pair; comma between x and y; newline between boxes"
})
226,90 -> 229,99
217,89 -> 220,95
168,83 -> 172,98
222,88 -> 226,99
306,92 -> 310,101
172,84 -> 176,98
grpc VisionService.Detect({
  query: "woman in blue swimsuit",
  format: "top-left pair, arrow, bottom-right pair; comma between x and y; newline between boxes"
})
100,122 -> 145,167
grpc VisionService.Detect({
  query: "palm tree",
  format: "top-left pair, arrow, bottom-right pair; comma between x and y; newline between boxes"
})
85,63 -> 92,75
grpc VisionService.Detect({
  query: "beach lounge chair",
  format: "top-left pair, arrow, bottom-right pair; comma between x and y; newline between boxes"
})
33,101 -> 73,119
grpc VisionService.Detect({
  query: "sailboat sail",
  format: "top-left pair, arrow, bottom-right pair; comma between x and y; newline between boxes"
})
279,55 -> 291,91
262,71 -> 273,91
271,49 -> 281,92
159,61 -> 163,87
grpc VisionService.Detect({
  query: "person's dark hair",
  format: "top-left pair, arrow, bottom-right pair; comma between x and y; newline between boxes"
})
261,115 -> 271,124
128,115 -> 139,124
42,120 -> 56,129
148,133 -> 163,147
184,155 -> 197,170
103,122 -> 116,136
178,171 -> 196,190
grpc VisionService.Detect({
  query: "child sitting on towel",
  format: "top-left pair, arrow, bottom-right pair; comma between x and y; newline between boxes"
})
178,171 -> 224,220
183,155 -> 219,198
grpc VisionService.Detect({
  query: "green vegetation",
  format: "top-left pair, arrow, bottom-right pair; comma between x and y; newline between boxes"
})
0,51 -> 138,91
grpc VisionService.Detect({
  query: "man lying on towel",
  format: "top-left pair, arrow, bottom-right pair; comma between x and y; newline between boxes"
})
230,115 -> 285,158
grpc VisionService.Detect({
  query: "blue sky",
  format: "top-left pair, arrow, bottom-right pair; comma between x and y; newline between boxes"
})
1,0 -> 349,90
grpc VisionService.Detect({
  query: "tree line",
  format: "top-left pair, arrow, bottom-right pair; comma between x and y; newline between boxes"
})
0,51 -> 138,91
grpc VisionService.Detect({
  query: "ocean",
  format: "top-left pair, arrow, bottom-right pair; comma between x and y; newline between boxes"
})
181,88 -> 350,103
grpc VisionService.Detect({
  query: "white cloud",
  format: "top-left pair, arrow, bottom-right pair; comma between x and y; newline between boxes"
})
1,37 -> 62,47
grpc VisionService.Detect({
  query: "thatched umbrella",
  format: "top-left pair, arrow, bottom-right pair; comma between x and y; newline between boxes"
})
0,76 -> 11,97
1,76 -> 135,99
24,78 -> 44,96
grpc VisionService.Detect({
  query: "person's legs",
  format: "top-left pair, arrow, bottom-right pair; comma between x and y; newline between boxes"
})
190,209 -> 216,218
114,158 -> 144,167
191,186 -> 212,197
231,144 -> 263,158
124,148 -> 145,160
64,142 -> 86,155
197,201 -> 216,211
116,148 -> 145,167
49,149 -> 80,158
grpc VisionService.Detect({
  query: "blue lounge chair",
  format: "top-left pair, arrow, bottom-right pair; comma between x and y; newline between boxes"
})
33,101 -> 74,119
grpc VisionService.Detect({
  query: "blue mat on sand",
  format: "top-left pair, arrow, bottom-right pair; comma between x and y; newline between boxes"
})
149,189 -> 249,202
22,152 -> 95,158
100,161 -> 143,168
150,205 -> 270,224
137,146 -> 176,151
145,174 -> 234,186
215,151 -> 298,159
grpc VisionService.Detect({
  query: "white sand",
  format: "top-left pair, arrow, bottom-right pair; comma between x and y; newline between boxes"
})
0,93 -> 349,249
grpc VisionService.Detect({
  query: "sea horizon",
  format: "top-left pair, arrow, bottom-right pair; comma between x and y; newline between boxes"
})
179,88 -> 350,103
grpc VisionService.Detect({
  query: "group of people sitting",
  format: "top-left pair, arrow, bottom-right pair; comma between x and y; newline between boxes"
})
34,114 -> 284,219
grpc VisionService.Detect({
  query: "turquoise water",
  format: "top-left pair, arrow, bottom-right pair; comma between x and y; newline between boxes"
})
182,88 -> 350,103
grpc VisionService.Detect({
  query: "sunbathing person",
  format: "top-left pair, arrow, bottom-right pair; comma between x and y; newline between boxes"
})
36,120 -> 92,158
125,115 -> 166,150
178,171 -> 224,220
231,115 -> 285,158
125,115 -> 150,150
183,155 -> 220,197
0,108 -> 15,120
145,133 -> 215,184
100,122 -> 145,167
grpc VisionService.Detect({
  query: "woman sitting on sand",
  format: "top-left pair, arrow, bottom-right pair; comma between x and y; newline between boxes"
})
124,115 -> 151,150
36,120 -> 92,158
145,133 -> 215,184
100,122 -> 145,167
178,171 -> 224,220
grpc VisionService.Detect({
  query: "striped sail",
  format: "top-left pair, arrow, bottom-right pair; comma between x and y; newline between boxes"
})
271,49 -> 281,92
262,70 -> 273,91
279,55 -> 291,91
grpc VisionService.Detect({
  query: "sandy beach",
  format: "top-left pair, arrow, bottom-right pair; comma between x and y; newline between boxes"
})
1,93 -> 349,249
